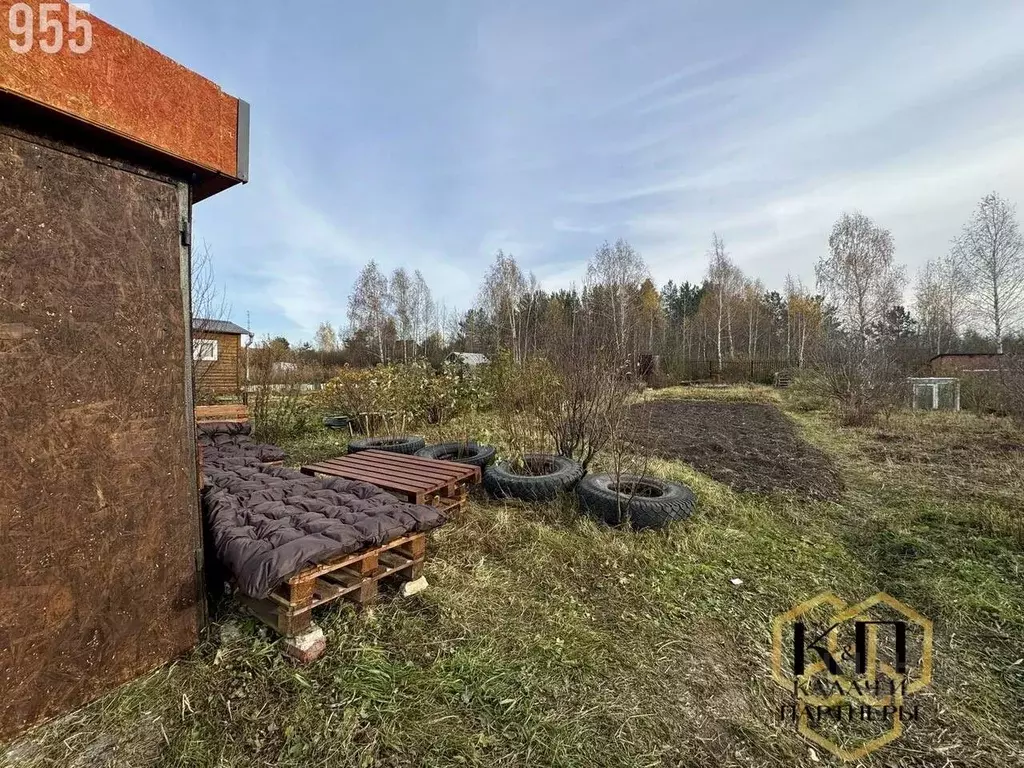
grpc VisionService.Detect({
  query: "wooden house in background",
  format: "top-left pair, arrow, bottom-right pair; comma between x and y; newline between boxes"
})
929,353 -> 1005,376
192,318 -> 251,399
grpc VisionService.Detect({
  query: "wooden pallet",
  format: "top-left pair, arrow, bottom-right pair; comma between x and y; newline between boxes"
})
196,403 -> 248,422
236,533 -> 427,637
301,449 -> 481,514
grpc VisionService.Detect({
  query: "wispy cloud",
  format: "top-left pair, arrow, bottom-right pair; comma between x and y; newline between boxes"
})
98,0 -> 1024,337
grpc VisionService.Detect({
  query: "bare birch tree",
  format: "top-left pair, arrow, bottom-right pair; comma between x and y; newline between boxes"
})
952,193 -> 1024,354
914,261 -> 944,355
914,251 -> 971,356
314,322 -> 339,352
816,212 -> 904,350
585,239 -> 649,357
410,269 -> 435,345
785,278 -> 822,368
743,277 -> 765,360
704,233 -> 743,369
190,241 -> 232,398
479,250 -> 528,362
347,260 -> 391,364
390,267 -> 413,360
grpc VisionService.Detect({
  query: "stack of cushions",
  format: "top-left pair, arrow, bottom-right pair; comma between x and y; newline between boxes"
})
202,457 -> 446,599
197,421 -> 287,464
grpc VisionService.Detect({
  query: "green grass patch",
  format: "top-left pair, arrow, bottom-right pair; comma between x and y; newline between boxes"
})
5,388 -> 1024,767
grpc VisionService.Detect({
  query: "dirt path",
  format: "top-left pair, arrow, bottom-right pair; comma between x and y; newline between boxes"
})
626,399 -> 843,500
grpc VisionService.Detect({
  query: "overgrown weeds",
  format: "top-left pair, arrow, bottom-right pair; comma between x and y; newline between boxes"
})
7,387 -> 1024,767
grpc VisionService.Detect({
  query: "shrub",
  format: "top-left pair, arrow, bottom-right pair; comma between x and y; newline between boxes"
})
487,352 -> 558,462
317,361 -> 493,432
818,341 -> 905,426
782,370 -> 831,412
486,334 -> 642,471
998,357 -> 1024,422
959,373 -> 1004,414
248,346 -> 317,444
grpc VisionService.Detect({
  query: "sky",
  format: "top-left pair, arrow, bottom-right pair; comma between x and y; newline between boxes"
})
95,0 -> 1024,341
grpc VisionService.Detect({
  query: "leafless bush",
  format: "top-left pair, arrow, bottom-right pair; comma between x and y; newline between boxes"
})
540,354 -> 639,471
190,241 -> 231,397
248,341 -> 314,444
999,356 -> 1024,421
819,340 -> 906,426
487,353 -> 555,465
959,373 -> 1004,413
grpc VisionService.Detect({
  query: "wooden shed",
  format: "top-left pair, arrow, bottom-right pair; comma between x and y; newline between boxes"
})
0,1 -> 248,740
193,318 -> 252,399
930,353 -> 1005,376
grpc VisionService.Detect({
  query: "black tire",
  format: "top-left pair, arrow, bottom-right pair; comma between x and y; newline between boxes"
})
348,435 -> 426,455
577,474 -> 695,530
484,454 -> 585,502
323,415 -> 351,430
416,441 -> 496,469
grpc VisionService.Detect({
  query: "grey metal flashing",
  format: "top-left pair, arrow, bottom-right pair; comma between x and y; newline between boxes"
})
236,99 -> 250,183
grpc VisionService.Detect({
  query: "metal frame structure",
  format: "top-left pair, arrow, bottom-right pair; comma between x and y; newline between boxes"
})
908,377 -> 961,412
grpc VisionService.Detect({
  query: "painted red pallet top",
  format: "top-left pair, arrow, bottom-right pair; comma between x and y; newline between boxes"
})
301,450 -> 480,503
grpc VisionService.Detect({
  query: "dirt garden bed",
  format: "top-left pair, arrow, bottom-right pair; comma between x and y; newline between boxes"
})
626,399 -> 843,501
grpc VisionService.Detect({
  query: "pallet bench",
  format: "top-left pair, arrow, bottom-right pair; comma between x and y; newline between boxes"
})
236,532 -> 429,661
300,449 -> 481,514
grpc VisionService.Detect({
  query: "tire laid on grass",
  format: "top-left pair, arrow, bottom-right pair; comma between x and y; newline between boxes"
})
323,415 -> 351,430
484,454 -> 585,502
347,435 -> 426,455
577,474 -> 695,530
416,442 -> 496,469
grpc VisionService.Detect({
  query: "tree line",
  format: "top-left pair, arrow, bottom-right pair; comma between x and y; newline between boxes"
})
311,192 -> 1024,375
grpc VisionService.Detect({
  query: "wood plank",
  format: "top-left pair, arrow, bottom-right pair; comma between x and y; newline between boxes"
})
331,453 -> 457,481
309,458 -> 431,490
306,462 -> 427,497
317,449 -> 480,486
314,459 -> 458,495
360,449 -> 479,479
287,533 -> 422,583
195,404 -> 248,422
339,453 -> 460,485
352,451 -> 479,485
309,461 -> 472,504
350,450 -> 466,475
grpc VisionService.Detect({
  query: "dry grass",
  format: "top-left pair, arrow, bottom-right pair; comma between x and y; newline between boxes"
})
4,387 -> 1024,767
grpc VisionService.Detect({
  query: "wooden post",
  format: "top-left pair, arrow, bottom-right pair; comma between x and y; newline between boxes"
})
397,536 -> 426,580
355,551 -> 379,578
280,579 -> 316,635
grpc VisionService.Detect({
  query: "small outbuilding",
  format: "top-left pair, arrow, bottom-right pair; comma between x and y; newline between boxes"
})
193,318 -> 252,399
1,3 -> 248,740
930,353 -> 1004,375
908,377 -> 961,411
446,352 -> 490,367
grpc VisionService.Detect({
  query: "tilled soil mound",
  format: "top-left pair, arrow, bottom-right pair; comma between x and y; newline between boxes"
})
627,400 -> 843,501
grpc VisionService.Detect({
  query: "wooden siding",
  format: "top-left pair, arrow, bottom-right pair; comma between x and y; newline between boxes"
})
930,354 -> 1005,375
194,331 -> 242,396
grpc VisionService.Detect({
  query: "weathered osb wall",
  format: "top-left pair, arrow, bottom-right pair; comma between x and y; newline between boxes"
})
194,330 -> 242,397
0,130 -> 201,739
0,0 -> 240,178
